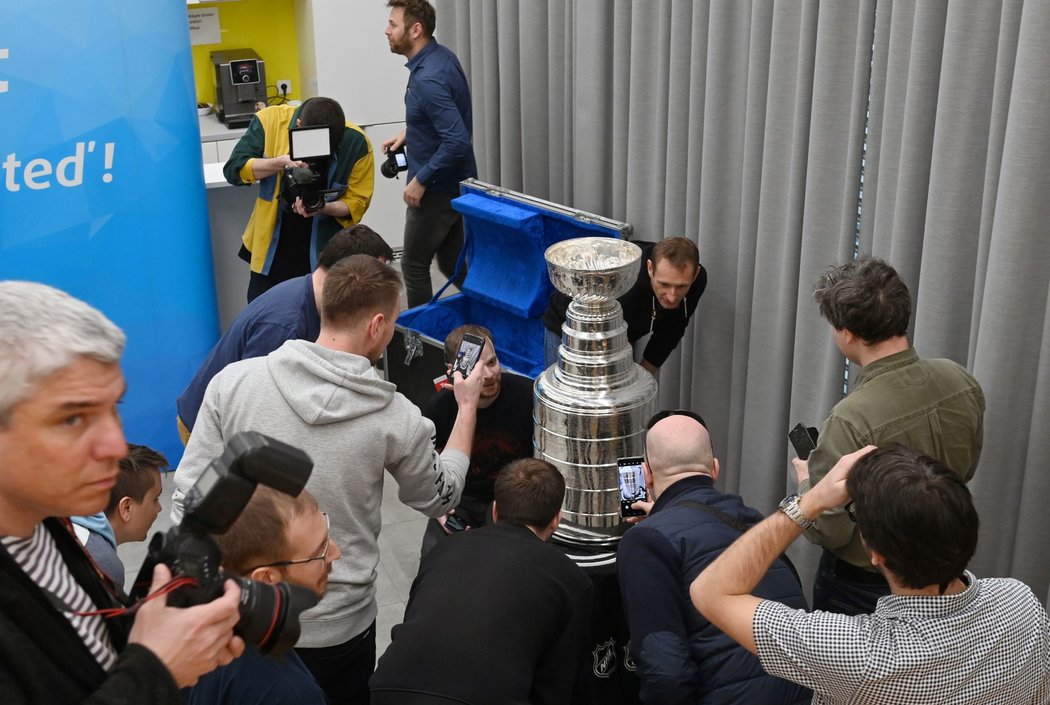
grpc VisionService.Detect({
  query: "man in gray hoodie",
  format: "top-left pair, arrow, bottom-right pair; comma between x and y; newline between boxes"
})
172,254 -> 484,705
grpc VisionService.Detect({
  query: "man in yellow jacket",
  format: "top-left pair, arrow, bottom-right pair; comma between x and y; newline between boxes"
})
225,97 -> 374,301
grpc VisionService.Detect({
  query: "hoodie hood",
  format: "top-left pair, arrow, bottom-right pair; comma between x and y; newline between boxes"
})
70,513 -> 117,549
267,340 -> 396,425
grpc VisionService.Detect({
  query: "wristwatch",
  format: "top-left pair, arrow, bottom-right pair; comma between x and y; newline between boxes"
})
778,493 -> 816,531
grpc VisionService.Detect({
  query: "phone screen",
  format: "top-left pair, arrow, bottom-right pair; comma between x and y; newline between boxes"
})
788,423 -> 818,461
451,334 -> 485,380
617,456 -> 648,517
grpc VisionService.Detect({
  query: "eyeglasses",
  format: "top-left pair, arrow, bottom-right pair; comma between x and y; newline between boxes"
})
246,513 -> 331,571
646,409 -> 707,430
845,501 -> 857,523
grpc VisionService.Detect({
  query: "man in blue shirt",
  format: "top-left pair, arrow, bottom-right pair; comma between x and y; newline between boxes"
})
383,0 -> 478,308
176,224 -> 393,443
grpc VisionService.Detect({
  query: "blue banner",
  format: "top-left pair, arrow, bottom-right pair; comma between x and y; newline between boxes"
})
0,0 -> 218,466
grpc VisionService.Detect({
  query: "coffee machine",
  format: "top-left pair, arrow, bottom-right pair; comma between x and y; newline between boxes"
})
211,49 -> 267,128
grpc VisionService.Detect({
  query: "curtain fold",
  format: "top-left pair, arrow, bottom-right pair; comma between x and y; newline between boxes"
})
440,0 -> 1050,601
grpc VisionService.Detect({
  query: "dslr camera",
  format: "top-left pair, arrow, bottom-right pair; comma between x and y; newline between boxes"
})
282,165 -> 339,214
380,146 -> 408,179
130,431 -> 317,655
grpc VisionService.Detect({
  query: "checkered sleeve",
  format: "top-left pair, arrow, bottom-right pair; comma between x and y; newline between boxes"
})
753,600 -> 870,702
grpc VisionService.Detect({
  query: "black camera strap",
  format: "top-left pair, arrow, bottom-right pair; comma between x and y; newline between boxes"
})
677,500 -> 802,589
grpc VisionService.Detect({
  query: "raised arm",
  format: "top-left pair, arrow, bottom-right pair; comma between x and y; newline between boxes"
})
690,446 -> 875,653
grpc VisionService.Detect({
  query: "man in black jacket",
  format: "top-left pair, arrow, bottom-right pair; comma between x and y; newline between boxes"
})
0,281 -> 244,705
419,324 -> 534,557
371,458 -> 592,705
543,237 -> 707,374
617,411 -> 810,705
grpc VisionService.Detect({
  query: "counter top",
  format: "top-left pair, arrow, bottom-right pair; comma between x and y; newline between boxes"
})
203,162 -> 231,189
199,112 -> 248,143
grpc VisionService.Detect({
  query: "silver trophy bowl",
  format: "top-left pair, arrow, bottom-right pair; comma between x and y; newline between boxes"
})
544,237 -> 642,302
536,236 -> 657,548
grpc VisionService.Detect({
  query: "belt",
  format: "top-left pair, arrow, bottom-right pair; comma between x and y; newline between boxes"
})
823,550 -> 889,586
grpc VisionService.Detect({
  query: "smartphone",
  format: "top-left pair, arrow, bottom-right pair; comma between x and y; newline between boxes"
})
788,423 -> 819,460
450,333 -> 485,381
444,513 -> 471,533
617,456 -> 649,517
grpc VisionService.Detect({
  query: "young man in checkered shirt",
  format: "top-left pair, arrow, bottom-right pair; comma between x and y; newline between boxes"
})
691,445 -> 1050,705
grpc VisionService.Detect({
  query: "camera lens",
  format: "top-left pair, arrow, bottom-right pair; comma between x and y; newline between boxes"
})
232,576 -> 319,655
302,193 -> 326,213
380,153 -> 401,179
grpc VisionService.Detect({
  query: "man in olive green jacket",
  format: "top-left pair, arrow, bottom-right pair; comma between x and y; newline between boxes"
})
794,256 -> 985,615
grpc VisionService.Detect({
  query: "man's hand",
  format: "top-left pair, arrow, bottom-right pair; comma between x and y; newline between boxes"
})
791,457 -> 809,486
640,359 -> 659,375
128,564 -> 245,688
437,511 -> 471,534
403,177 -> 426,208
292,197 -> 318,218
625,499 -> 654,524
381,130 -> 406,155
799,445 -> 877,519
450,354 -> 485,411
251,155 -> 306,180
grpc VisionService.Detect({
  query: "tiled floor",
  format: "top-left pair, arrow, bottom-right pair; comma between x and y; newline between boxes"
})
118,471 -> 427,659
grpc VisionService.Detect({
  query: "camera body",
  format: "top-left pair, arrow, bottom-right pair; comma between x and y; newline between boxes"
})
282,164 -> 328,213
381,146 -> 408,179
131,431 -> 317,654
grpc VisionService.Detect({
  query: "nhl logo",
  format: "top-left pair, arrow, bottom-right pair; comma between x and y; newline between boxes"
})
623,642 -> 637,672
592,638 -> 617,678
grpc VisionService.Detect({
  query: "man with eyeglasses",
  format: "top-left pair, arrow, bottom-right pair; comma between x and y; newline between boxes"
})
616,410 -> 811,705
187,486 -> 340,705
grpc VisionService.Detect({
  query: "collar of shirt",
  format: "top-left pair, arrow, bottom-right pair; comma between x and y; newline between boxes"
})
405,38 -> 439,72
874,570 -> 978,619
651,474 -> 716,514
855,346 -> 919,387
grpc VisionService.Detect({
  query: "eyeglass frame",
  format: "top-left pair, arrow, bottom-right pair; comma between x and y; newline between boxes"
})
245,512 -> 331,572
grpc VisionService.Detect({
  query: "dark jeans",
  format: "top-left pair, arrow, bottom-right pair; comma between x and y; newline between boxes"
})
812,550 -> 890,615
402,191 -> 466,309
297,621 -> 377,705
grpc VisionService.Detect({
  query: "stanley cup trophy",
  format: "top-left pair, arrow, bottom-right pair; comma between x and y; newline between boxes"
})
535,237 -> 658,548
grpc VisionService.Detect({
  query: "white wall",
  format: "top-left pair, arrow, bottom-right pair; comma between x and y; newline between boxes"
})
296,0 -> 409,250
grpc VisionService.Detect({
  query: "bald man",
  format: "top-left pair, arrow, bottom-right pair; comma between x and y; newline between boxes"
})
616,411 -> 810,705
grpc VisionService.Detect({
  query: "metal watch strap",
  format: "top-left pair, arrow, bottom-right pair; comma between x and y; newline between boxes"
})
779,493 -> 816,531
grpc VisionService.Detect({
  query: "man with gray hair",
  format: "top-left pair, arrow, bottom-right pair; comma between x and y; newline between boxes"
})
0,281 -> 244,703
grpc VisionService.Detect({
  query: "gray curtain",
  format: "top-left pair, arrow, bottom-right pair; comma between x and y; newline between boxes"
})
861,0 -> 1050,600
441,0 -> 1050,602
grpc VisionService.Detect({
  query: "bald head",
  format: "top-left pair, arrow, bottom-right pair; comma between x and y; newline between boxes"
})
644,415 -> 717,487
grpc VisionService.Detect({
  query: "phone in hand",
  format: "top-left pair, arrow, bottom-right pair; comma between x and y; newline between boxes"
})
788,423 -> 819,461
617,456 -> 649,517
449,333 -> 486,382
444,513 -> 471,533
